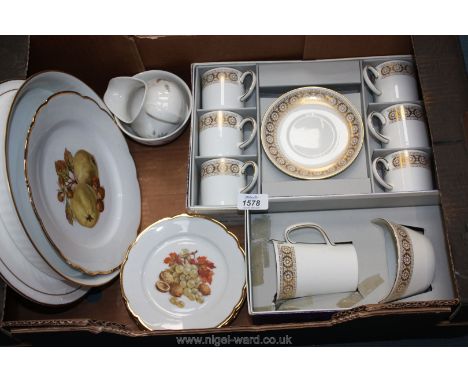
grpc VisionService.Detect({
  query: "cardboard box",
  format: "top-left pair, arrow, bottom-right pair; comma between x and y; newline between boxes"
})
1,36 -> 468,343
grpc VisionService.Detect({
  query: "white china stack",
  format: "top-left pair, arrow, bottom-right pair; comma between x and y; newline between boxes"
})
0,72 -> 141,305
197,66 -> 259,207
363,60 -> 435,193
104,70 -> 192,146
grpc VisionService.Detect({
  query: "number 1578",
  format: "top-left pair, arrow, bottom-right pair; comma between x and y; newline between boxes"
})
242,199 -> 261,207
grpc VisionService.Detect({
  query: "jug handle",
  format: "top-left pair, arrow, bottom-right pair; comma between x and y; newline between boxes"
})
284,223 -> 335,246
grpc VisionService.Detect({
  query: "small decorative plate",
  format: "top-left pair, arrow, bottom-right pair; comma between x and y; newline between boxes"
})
121,214 -> 245,330
25,91 -> 141,275
261,87 -> 364,179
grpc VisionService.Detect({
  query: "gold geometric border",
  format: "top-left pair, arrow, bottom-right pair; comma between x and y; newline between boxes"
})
120,213 -> 246,331
387,104 -> 425,124
261,86 -> 364,180
380,61 -> 415,78
199,111 -> 239,132
201,70 -> 239,88
379,221 -> 414,303
201,158 -> 241,178
391,151 -> 431,170
277,244 -> 297,300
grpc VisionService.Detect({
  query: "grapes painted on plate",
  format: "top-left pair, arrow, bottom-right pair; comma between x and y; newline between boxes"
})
156,249 -> 216,306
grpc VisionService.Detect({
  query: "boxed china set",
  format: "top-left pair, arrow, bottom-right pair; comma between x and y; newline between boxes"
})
188,55 -> 456,320
0,36 -> 467,340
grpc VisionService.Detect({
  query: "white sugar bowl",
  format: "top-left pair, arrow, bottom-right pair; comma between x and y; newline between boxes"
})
144,78 -> 187,125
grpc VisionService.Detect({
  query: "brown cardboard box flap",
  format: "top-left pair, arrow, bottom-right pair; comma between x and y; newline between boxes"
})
2,299 -> 457,337
303,36 -> 413,60
0,35 -> 29,81
0,281 -> 6,323
134,35 -> 306,84
413,36 -> 468,320
28,36 -> 145,96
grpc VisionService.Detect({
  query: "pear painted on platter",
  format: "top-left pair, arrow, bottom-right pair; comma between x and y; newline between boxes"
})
70,183 -> 100,228
73,150 -> 98,185
55,148 -> 105,228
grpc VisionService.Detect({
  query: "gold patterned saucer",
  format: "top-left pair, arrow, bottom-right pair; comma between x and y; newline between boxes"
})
261,87 -> 364,179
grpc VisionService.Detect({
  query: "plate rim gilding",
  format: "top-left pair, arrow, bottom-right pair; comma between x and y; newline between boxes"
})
120,213 -> 246,331
261,86 -> 365,180
23,90 -> 140,276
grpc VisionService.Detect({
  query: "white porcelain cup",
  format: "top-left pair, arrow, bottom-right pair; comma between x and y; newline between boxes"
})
367,103 -> 429,149
201,67 -> 256,109
103,77 -> 147,123
273,223 -> 359,300
131,110 -> 178,138
374,219 -> 436,303
363,60 -> 419,103
200,158 -> 258,206
199,111 -> 257,156
372,150 -> 433,192
144,78 -> 187,124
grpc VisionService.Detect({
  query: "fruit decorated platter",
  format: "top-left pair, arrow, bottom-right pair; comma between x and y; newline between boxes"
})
25,91 -> 141,275
5,72 -> 133,288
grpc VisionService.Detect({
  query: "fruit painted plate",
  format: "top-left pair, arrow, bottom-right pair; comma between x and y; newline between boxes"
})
121,215 -> 246,330
6,71 -> 121,286
25,91 -> 141,275
0,79 -> 88,304
261,87 -> 364,179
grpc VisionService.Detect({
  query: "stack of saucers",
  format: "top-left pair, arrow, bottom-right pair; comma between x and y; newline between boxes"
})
0,72 -> 141,305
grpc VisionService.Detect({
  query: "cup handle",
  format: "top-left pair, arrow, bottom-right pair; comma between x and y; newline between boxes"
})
240,161 -> 258,193
367,111 -> 390,144
363,65 -> 382,96
372,157 -> 393,191
238,117 -> 258,150
239,70 -> 257,102
284,223 -> 335,246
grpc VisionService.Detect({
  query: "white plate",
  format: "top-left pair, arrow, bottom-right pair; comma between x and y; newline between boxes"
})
0,80 -> 59,280
122,215 -> 245,330
5,72 -> 122,286
0,256 -> 87,306
25,91 -> 141,275
0,80 -> 87,304
261,87 -> 364,179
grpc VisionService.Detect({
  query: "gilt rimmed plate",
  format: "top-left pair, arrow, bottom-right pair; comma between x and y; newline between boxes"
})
121,214 -> 246,330
0,79 -> 88,304
25,91 -> 141,275
5,71 -> 124,286
261,87 -> 364,179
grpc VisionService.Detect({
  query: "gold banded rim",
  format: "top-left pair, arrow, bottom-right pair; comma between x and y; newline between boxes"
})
24,90 -> 134,276
120,213 -> 246,331
261,86 -> 364,180
0,81 -> 85,301
374,219 -> 414,304
3,71 -> 124,286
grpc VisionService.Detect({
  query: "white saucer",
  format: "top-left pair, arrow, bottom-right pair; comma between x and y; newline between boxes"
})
261,87 -> 364,179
